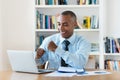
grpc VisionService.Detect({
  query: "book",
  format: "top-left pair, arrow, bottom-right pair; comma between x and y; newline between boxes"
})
58,67 -> 84,73
67,0 -> 78,5
83,16 -> 91,29
117,38 -> 120,53
91,43 -> 99,52
104,37 -> 111,53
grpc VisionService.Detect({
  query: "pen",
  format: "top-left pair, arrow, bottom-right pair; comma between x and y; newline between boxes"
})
94,71 -> 106,74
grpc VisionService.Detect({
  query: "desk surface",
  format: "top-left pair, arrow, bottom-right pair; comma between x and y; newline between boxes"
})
0,70 -> 120,80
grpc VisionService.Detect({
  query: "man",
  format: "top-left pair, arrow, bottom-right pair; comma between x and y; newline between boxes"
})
35,10 -> 90,70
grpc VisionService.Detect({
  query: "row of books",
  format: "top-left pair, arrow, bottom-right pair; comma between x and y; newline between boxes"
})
36,11 -> 99,29
91,43 -> 99,52
36,35 -> 44,51
104,37 -> 120,53
35,0 -> 99,5
105,60 -> 120,71
82,15 -> 99,29
36,11 -> 58,29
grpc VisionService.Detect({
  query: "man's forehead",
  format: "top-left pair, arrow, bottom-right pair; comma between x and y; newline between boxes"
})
59,15 -> 71,18
57,15 -> 72,21
57,21 -> 68,24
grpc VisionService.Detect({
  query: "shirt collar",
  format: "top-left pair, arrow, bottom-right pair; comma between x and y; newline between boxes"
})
60,33 -> 76,45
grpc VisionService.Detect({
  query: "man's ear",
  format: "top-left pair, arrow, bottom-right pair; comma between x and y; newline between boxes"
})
74,21 -> 78,27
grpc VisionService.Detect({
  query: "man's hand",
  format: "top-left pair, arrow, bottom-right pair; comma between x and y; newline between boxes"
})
36,48 -> 45,59
48,41 -> 57,52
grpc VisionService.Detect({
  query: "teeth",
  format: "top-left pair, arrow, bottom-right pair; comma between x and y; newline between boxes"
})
61,32 -> 65,33
60,31 -> 65,33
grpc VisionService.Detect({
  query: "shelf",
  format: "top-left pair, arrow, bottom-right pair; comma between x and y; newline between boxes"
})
75,29 -> 100,32
104,53 -> 120,56
90,52 -> 100,55
35,29 -> 100,32
35,5 -> 100,9
35,29 -> 58,32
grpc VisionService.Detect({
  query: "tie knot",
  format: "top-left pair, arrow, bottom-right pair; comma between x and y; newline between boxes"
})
63,40 -> 70,46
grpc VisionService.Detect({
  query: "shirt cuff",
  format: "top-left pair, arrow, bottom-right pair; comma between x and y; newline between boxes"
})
35,58 -> 45,65
35,59 -> 42,66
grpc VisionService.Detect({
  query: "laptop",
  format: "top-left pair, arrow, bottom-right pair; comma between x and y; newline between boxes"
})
7,50 -> 54,73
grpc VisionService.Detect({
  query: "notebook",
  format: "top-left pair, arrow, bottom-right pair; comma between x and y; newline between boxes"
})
7,50 -> 54,73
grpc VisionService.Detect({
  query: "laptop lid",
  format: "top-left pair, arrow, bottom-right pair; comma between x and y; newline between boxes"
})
7,50 -> 53,73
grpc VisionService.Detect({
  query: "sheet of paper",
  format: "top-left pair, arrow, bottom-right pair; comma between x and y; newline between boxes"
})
58,67 -> 84,73
45,71 -> 76,77
76,70 -> 111,76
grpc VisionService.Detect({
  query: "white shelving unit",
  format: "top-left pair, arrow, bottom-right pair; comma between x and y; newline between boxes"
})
34,0 -> 105,69
35,5 -> 100,8
104,53 -> 120,56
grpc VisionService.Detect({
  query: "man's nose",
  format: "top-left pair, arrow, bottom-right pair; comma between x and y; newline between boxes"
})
60,25 -> 65,31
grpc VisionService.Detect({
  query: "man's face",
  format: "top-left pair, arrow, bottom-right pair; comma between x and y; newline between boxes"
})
57,15 -> 76,38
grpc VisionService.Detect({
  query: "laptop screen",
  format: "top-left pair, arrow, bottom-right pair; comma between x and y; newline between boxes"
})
7,50 -> 53,73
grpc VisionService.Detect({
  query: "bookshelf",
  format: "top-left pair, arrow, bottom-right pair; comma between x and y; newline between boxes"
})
103,37 -> 120,71
34,0 -> 105,69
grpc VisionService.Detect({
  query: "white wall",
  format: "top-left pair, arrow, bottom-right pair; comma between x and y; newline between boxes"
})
1,0 -> 35,71
102,0 -> 107,36
106,0 -> 120,38
0,0 -> 3,71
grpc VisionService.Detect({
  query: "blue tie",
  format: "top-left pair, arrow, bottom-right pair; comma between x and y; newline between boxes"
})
61,40 -> 70,67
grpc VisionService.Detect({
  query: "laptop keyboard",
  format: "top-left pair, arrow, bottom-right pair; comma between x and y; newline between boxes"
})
38,69 -> 54,72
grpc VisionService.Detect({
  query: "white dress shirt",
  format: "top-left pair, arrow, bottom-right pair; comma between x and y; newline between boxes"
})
36,33 -> 91,69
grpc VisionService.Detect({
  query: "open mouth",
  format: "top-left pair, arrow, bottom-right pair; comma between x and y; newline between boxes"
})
61,31 -> 65,34
61,31 -> 66,35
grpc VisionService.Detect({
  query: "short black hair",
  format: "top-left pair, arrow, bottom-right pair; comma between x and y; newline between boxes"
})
61,10 -> 77,22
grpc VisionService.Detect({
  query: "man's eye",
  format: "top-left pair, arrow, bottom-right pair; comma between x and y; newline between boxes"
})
57,23 -> 68,26
57,23 -> 61,26
63,24 -> 68,26
57,23 -> 60,26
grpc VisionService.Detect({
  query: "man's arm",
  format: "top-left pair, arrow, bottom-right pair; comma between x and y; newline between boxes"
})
35,48 -> 45,59
48,41 -> 57,52
35,37 -> 55,68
